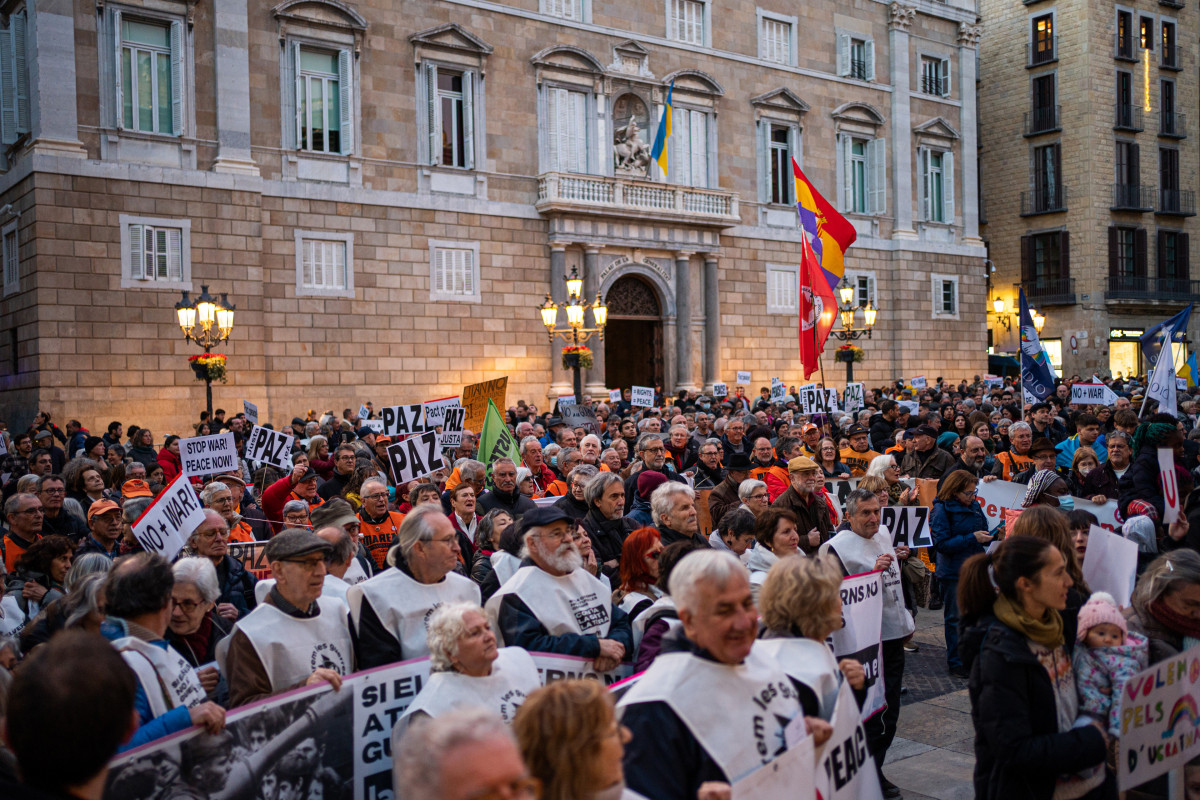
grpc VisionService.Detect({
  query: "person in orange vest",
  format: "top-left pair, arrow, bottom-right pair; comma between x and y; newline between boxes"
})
545,448 -> 582,497
748,436 -> 789,488
199,481 -> 255,543
839,425 -> 882,478
356,476 -> 406,571
3,492 -> 43,572
991,421 -> 1036,481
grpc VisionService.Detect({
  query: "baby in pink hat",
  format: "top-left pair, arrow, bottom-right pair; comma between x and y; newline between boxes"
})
1073,591 -> 1149,736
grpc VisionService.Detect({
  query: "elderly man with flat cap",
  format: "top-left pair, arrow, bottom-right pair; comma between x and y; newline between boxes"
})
771,456 -> 833,556
347,504 -> 481,670
899,425 -> 958,480
486,505 -> 633,673
222,528 -> 354,707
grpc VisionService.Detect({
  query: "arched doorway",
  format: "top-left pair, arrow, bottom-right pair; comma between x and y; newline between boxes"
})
604,275 -> 663,390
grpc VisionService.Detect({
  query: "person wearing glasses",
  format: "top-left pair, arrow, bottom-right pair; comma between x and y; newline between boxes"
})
166,556 -> 232,702
36,473 -> 87,543
348,505 -> 481,670
186,509 -> 257,621
3,492 -> 44,572
687,441 -> 725,490
318,443 -> 360,502
223,528 -> 354,708
357,477 -> 406,571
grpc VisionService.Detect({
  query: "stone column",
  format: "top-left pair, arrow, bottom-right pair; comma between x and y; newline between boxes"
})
889,3 -> 917,239
582,245 -> 607,396
703,255 -> 720,388
26,0 -> 85,158
212,0 -> 259,175
958,23 -> 984,245
547,243 -> 573,402
674,252 -> 695,392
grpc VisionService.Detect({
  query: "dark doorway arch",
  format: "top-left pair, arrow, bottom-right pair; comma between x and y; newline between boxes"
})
604,275 -> 663,390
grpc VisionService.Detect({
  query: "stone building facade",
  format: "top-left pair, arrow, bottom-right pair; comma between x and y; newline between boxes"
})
0,0 -> 986,433
980,0 -> 1199,378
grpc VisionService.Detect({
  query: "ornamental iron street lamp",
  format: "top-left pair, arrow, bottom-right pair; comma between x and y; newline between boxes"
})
991,297 -> 1014,332
829,278 -> 879,384
176,285 -> 235,422
539,266 -> 607,402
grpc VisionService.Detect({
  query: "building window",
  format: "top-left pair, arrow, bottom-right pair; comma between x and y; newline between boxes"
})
294,230 -> 354,298
1030,231 -> 1064,280
765,264 -> 799,314
0,11 -> 29,146
1116,10 -> 1134,59
758,14 -> 794,66
1115,140 -> 1141,204
283,42 -> 353,155
768,124 -> 794,205
1032,143 -> 1061,212
418,63 -> 477,169
1031,14 -> 1055,65
1030,74 -> 1057,132
667,0 -> 706,46
839,135 -> 885,215
1,220 -> 16,297
545,86 -> 588,174
1161,80 -> 1180,135
668,107 -> 711,188
919,148 -> 954,223
117,16 -> 182,135
931,275 -> 959,318
429,241 -> 482,303
1159,230 -> 1190,282
843,270 -> 876,307
119,214 -> 191,290
1140,16 -> 1154,50
1115,70 -> 1137,129
1109,225 -> 1142,277
836,33 -> 874,81
919,56 -> 950,97
542,0 -> 584,20
1161,20 -> 1177,67
1160,147 -> 1181,209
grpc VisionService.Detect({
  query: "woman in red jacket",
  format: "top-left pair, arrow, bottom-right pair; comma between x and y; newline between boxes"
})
156,435 -> 183,483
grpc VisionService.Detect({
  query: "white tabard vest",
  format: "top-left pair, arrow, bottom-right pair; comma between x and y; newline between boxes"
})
401,646 -> 540,724
486,566 -> 613,643
821,525 -> 915,641
230,597 -> 354,692
755,636 -> 842,721
630,595 -> 680,652
617,645 -> 803,783
255,574 -> 352,607
491,551 -> 522,585
618,586 -> 662,619
343,559 -> 368,586
346,568 -> 481,659
113,637 -> 207,719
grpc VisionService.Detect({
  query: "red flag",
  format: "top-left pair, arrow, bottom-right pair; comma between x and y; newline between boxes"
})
798,233 -> 836,379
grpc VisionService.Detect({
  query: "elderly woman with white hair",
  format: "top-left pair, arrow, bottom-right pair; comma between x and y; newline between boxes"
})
401,602 -> 540,728
866,453 -> 916,505
166,557 -> 232,698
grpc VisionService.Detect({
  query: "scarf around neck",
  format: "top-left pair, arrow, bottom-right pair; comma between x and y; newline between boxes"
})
993,593 -> 1064,648
1148,597 -> 1200,640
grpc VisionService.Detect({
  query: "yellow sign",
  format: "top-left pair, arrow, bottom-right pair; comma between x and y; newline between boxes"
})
462,377 -> 508,432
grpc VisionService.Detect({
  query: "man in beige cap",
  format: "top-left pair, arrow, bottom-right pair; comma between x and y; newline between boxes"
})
770,456 -> 832,555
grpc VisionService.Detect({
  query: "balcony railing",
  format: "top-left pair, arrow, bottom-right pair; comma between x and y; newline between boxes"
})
1020,278 -> 1076,306
1158,188 -> 1197,216
1159,0 -> 1183,8
1114,34 -> 1137,60
1112,183 -> 1154,210
1115,104 -> 1144,131
850,58 -> 869,80
1021,185 -> 1067,215
1106,275 -> 1200,301
920,75 -> 947,96
1161,110 -> 1187,138
536,172 -> 739,225
1027,37 -> 1058,66
1024,105 -> 1060,135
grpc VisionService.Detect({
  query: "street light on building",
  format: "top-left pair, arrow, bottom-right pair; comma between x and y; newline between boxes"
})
176,285 -> 235,423
830,278 -> 878,384
539,266 -> 607,402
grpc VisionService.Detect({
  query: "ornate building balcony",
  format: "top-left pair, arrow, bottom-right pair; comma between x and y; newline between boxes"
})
536,172 -> 740,227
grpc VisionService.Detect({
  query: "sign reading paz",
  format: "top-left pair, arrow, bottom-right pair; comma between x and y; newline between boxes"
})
463,377 -> 508,432
381,404 -> 426,438
132,474 -> 207,560
712,382 -> 728,398
244,425 -> 294,470
386,430 -> 444,485
881,506 -> 933,548
439,406 -> 466,449
179,432 -> 237,479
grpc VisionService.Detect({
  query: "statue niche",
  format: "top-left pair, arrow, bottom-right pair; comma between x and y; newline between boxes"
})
613,93 -> 652,174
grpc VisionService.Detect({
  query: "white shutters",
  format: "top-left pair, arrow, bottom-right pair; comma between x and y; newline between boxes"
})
169,20 -> 183,135
547,87 -> 587,173
338,49 -> 353,155
689,109 -> 707,187
918,147 -> 930,221
669,0 -> 705,45
670,107 -> 709,187
867,137 -> 886,215
432,247 -> 475,297
760,17 -> 790,65
839,135 -> 853,212
939,58 -> 951,97
837,33 -> 851,77
865,40 -> 876,81
112,9 -> 123,130
942,150 -> 955,224
918,147 -> 954,223
0,11 -> 31,143
301,238 -> 347,291
424,62 -> 439,166
766,265 -> 799,314
840,135 -> 885,215
127,224 -> 184,282
758,120 -> 770,204
460,70 -> 474,169
2,222 -> 16,296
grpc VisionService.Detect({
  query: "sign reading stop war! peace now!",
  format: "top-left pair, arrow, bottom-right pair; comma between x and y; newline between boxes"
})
132,474 -> 206,561
179,432 -> 237,479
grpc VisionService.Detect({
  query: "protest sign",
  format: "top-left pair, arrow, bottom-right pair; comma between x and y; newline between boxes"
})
897,400 -> 920,415
179,432 -> 237,479
529,652 -> 635,686
696,488 -> 713,535
463,376 -> 508,432
354,658 -> 433,799
1118,641 -> 1200,790
975,479 -> 1120,532
381,403 -> 426,438
1081,525 -> 1138,607
609,389 -> 621,402
732,730 -> 815,800
422,395 -> 461,428
631,385 -> 655,407
557,394 -> 577,408
439,405 -> 466,449
770,377 -> 786,403
737,370 -> 751,385
242,400 -> 258,425
829,571 -> 885,720
881,506 -> 933,548
244,424 -> 294,470
385,430 -> 443,485
816,680 -> 884,800
823,479 -> 861,524
801,386 -> 837,415
713,382 -> 728,398
1162,447 -> 1181,523
562,404 -> 601,436
1180,377 -> 1190,391
984,375 -> 1003,389
843,383 -> 865,413
358,404 -> 369,420
361,419 -> 385,434
131,474 -> 207,560
1070,382 -> 1118,405
227,539 -> 273,581
910,375 -> 926,389
916,478 -> 939,508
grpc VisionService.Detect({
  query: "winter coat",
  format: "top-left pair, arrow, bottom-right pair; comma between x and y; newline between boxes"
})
771,487 -> 833,556
869,414 -> 897,451
477,487 -> 538,518
1080,462 -> 1121,502
707,476 -> 742,530
581,508 -> 638,580
929,498 -> 988,580
900,446 -> 960,480
1072,632 -> 1149,736
628,495 -> 654,528
128,444 -> 160,472
1118,449 -> 1165,520
156,448 -> 182,483
1124,603 -> 1184,665
214,553 -> 257,618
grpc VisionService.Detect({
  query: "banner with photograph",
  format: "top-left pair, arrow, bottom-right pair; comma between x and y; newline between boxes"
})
828,571 -> 885,721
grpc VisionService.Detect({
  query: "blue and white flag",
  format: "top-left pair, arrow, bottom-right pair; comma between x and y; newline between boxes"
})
1147,337 -> 1178,417
1140,305 -> 1192,371
1019,288 -> 1058,406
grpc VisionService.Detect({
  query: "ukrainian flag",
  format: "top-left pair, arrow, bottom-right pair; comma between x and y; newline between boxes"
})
650,82 -> 674,173
792,158 -> 858,293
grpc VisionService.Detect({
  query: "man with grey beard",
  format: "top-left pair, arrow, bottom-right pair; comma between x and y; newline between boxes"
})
486,506 -> 633,673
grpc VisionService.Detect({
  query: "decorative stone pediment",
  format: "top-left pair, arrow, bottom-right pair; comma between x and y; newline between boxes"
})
832,102 -> 885,126
531,45 -> 605,75
611,40 -> 653,78
663,69 -> 724,97
408,23 -> 494,57
272,0 -> 367,31
913,117 -> 960,143
751,88 -> 810,121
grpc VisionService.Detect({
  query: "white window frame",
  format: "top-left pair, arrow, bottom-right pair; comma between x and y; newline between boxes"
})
931,274 -> 960,320
418,61 -> 478,170
760,119 -> 800,205
293,46 -> 350,155
541,0 -> 590,22
757,10 -> 797,66
283,40 -> 354,156
836,31 -> 875,82
666,104 -> 714,188
429,240 -> 482,304
119,214 -> 191,290
837,133 -> 886,216
918,146 -> 955,224
765,263 -> 800,315
842,269 -> 877,309
0,10 -> 29,146
1,218 -> 17,297
111,9 -> 186,137
542,84 -> 591,174
666,0 -> 709,47
294,230 -> 354,298
918,54 -> 951,98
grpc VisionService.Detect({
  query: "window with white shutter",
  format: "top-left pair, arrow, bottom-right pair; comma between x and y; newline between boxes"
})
2,220 -> 17,297
429,240 -> 482,303
542,0 -> 583,19
546,86 -> 588,174
670,107 -> 711,188
120,215 -> 191,290
0,10 -> 29,145
765,264 -> 800,314
843,270 -> 877,308
116,16 -> 182,135
294,230 -> 354,298
668,0 -> 706,45
759,15 -> 791,65
420,63 -> 476,169
931,274 -> 960,319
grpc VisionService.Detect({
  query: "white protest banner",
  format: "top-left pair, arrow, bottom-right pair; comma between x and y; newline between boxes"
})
732,730 -> 815,800
843,383 -> 865,413
770,377 -> 786,403
736,370 -> 752,385
361,419 -> 385,434
911,375 -> 926,389
243,425 -> 294,470
882,506 -> 933,548
1070,382 -> 1118,406
132,474 -> 207,560
897,400 -> 920,415
1118,641 -> 1200,790
609,389 -> 622,403
381,403 -> 425,438
358,404 -> 370,420
984,375 -> 1003,389
354,657 -> 433,800
179,432 -> 237,479
631,385 -> 655,407
1082,524 -> 1138,607
713,382 -> 729,398
529,652 -> 635,687
801,386 -> 835,415
386,430 -> 443,484
439,405 -> 466,449
799,382 -> 816,394
1180,377 -> 1190,391
1161,447 -> 1181,523
975,479 -> 1120,532
562,404 -> 601,437
242,400 -> 258,425
422,395 -> 461,428
557,394 -> 577,408
815,680 -> 883,800
829,571 -> 885,720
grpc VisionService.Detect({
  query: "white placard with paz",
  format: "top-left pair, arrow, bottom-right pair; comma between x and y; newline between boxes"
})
911,375 -> 926,389
631,386 -> 655,408
132,474 -> 207,561
242,400 -> 258,425
382,404 -> 426,438
736,371 -> 752,385
1160,447 -> 1181,523
843,383 -> 865,413
243,425 -> 294,470
712,382 -> 728,398
422,396 -> 461,429
386,430 -> 444,485
439,406 -> 466,449
609,389 -> 622,403
179,432 -> 238,479
1070,383 -> 1118,406
770,377 -> 786,402
1081,524 -> 1138,607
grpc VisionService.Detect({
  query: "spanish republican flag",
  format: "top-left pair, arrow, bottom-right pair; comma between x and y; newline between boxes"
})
799,232 -> 837,380
650,82 -> 674,173
792,158 -> 857,294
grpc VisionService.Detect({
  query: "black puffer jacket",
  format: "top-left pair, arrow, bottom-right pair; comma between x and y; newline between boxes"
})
580,507 -> 637,580
960,613 -> 1108,800
1118,448 -> 1165,520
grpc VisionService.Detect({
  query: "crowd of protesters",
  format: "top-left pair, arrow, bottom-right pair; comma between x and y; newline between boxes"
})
1,371 -> 1200,799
